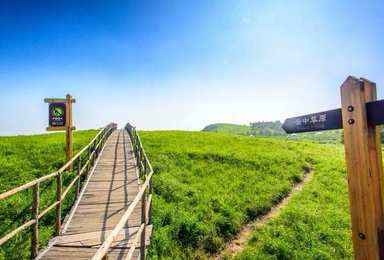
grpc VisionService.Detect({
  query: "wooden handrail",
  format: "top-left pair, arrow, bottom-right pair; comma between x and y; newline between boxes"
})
0,123 -> 117,258
125,224 -> 145,260
0,123 -> 116,200
91,123 -> 153,260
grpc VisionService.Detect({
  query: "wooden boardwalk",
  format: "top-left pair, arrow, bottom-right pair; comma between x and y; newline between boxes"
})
38,129 -> 151,260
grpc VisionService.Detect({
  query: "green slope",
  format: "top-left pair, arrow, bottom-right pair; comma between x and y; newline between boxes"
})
0,129 -> 360,259
0,130 -> 98,260
235,142 -> 351,259
202,121 -> 286,136
203,122 -> 344,143
140,131 -> 351,259
202,123 -> 251,135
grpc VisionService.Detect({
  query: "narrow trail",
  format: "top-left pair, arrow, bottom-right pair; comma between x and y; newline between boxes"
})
214,170 -> 314,259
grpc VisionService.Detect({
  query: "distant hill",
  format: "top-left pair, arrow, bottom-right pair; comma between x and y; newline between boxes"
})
202,121 -> 286,136
202,121 -> 344,143
202,123 -> 252,135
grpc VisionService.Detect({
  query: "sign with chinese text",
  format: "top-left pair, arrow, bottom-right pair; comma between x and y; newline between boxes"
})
282,99 -> 384,134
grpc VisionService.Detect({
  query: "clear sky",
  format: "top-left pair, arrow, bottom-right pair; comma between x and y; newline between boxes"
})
0,0 -> 383,135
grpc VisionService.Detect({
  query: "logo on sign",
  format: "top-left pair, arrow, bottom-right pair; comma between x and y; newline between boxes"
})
49,103 -> 66,127
51,106 -> 64,117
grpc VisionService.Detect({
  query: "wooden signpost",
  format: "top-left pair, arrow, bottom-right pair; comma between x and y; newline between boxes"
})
44,94 -> 76,167
283,76 -> 384,259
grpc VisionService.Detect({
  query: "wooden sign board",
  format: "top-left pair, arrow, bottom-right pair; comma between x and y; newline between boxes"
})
283,76 -> 384,260
45,97 -> 76,131
44,95 -> 75,168
48,103 -> 66,128
282,99 -> 384,134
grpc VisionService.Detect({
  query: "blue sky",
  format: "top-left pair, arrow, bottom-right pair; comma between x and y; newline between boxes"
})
0,0 -> 383,135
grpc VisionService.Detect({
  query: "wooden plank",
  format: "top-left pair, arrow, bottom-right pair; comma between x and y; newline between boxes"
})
56,172 -> 62,236
91,173 -> 153,260
341,76 -> 381,259
0,219 -> 35,246
140,189 -> 146,259
47,126 -> 67,131
32,183 -> 40,258
0,171 -> 58,200
76,156 -> 81,199
125,224 -> 144,260
0,125 -> 115,254
362,78 -> 384,257
39,128 -> 152,260
39,247 -> 139,260
44,98 -> 76,103
54,225 -> 152,248
39,201 -> 60,219
66,94 -> 74,170
146,194 -> 152,224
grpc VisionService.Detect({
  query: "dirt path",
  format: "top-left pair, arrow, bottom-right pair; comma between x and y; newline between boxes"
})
214,171 -> 314,259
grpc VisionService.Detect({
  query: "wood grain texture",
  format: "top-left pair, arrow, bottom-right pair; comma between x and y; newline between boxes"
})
362,78 -> 384,258
39,129 -> 151,260
341,76 -> 383,260
32,183 -> 40,258
65,94 -> 74,170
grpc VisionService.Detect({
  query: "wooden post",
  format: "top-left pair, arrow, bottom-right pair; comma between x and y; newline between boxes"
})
31,183 -> 39,259
140,188 -> 147,260
87,145 -> 91,172
362,78 -> 384,258
148,178 -> 153,225
55,172 -> 62,236
341,76 -> 384,259
76,156 -> 82,199
66,94 -> 74,170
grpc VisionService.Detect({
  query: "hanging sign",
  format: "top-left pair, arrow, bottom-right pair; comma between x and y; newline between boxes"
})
49,102 -> 66,128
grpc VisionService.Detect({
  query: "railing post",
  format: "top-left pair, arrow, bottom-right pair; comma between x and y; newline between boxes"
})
148,178 -> 153,225
341,77 -> 384,259
76,156 -> 82,199
55,172 -> 62,236
140,187 -> 147,260
31,183 -> 39,259
144,159 -> 147,175
87,145 -> 91,173
90,144 -> 95,167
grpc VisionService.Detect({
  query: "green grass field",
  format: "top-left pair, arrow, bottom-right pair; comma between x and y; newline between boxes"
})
235,141 -> 352,259
202,123 -> 252,135
0,129 -> 354,260
0,130 -> 98,260
140,131 -> 351,259
202,122 -> 343,143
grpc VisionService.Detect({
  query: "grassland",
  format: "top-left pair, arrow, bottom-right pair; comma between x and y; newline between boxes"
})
235,142 -> 352,259
202,122 -> 343,143
202,123 -> 251,135
140,131 -> 351,259
0,129 -> 355,260
0,130 -> 98,260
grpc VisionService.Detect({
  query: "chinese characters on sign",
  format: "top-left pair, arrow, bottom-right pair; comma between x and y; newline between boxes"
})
282,108 -> 342,134
282,99 -> 384,134
295,113 -> 327,126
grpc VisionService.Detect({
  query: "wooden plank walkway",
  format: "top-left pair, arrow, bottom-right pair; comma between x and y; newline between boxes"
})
38,129 -> 151,260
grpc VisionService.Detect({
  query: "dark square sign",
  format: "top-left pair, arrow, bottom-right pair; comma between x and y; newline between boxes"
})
49,103 -> 66,127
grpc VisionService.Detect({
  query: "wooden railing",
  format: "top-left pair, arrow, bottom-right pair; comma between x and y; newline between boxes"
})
0,123 -> 117,259
91,123 -> 153,260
